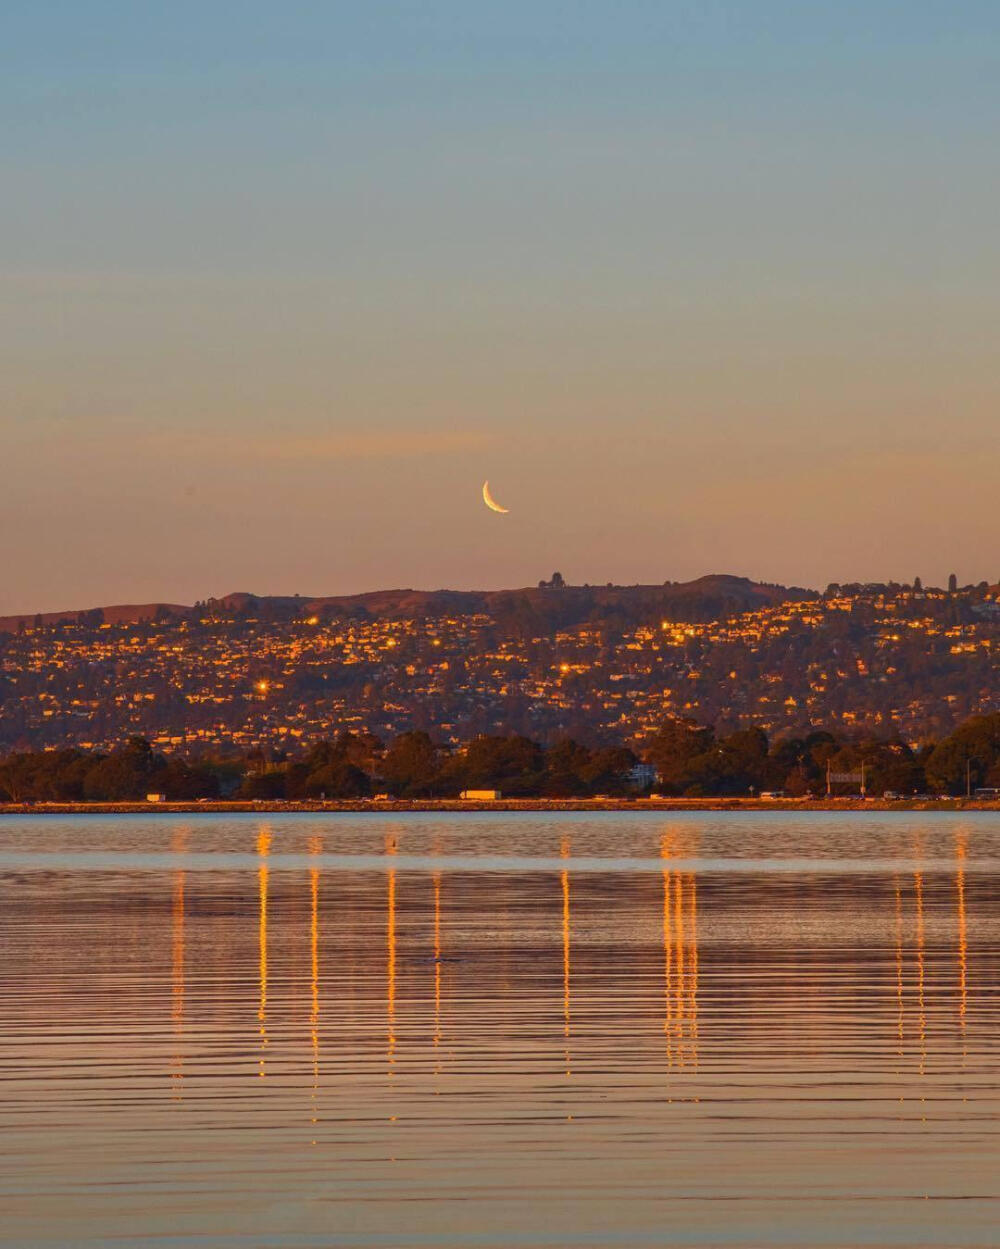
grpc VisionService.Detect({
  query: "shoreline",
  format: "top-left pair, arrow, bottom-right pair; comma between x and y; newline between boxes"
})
1,797 -> 996,815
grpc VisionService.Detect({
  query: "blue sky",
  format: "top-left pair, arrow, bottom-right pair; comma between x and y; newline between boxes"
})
3,2 -> 999,609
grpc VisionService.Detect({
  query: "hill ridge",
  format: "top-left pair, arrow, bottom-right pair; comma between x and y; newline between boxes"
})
0,574 -> 816,633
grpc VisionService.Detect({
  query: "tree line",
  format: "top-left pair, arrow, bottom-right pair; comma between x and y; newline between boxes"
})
2,713 -> 1000,802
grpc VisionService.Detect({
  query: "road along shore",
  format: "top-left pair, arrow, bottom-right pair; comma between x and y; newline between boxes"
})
1,797 -> 995,815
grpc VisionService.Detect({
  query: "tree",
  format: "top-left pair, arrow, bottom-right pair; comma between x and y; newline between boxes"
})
304,739 -> 338,771
160,758 -> 219,800
679,727 -> 771,796
451,734 -> 545,796
83,737 -> 164,800
239,770 -> 287,800
924,714 -> 1000,794
542,739 -> 593,797
304,761 -> 370,799
0,748 -> 94,802
283,761 -> 312,800
380,731 -> 441,797
646,718 -> 715,793
584,745 -> 638,795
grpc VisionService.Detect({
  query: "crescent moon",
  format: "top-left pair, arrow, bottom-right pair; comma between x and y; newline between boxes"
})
482,480 -> 509,514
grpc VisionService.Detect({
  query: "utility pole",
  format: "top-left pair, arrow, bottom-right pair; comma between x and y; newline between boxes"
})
826,759 -> 831,798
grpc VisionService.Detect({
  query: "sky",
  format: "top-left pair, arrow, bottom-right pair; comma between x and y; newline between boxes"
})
3,1 -> 999,612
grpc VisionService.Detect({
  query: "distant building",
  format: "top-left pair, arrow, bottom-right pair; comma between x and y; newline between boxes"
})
460,789 -> 502,801
146,792 -> 166,803
628,763 -> 658,788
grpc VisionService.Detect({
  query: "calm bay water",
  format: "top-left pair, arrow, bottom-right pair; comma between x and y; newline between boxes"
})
1,812 -> 998,1248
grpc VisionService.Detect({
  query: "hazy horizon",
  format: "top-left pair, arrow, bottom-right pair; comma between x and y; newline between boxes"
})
5,2 -> 999,613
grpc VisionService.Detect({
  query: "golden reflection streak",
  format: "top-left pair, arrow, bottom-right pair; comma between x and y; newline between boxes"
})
894,879 -> 905,1062
661,835 -> 673,1066
257,826 -> 272,1078
386,833 -> 397,1076
914,871 -> 926,1087
955,831 -> 968,1031
674,873 -> 686,1066
660,834 -> 699,1071
433,872 -> 442,1052
171,826 -> 189,1098
309,835 -> 321,1130
685,872 -> 699,1060
560,834 -> 571,1077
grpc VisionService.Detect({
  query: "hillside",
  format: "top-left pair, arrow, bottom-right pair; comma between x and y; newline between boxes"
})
0,602 -> 191,632
0,574 -> 812,634
1,576 -> 999,755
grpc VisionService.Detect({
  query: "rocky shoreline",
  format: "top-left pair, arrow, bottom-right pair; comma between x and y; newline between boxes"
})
1,797 -> 995,815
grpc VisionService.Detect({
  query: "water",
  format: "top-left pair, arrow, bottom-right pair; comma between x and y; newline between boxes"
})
1,812 -> 998,1248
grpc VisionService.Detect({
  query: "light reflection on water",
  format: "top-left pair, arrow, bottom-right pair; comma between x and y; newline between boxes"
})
1,812 -> 999,1248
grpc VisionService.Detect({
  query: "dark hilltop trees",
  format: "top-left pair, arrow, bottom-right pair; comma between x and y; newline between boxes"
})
5,712 -> 1000,801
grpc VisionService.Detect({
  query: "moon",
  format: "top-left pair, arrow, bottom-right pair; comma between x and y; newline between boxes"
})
482,481 -> 510,514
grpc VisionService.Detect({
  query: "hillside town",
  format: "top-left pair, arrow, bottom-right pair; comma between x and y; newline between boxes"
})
1,575 -> 998,758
